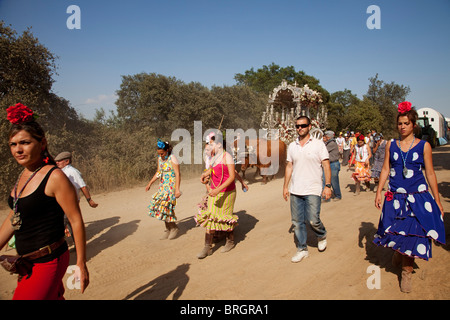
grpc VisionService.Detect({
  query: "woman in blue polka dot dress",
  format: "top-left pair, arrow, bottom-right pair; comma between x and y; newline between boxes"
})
374,101 -> 445,293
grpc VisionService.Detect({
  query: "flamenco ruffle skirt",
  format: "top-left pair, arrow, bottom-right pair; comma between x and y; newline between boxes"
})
148,190 -> 177,222
373,190 -> 445,261
195,190 -> 238,232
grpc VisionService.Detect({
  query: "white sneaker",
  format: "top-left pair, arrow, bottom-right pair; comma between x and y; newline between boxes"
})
318,238 -> 327,252
291,250 -> 309,263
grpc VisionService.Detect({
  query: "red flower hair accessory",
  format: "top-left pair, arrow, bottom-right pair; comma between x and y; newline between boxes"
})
398,101 -> 412,113
6,103 -> 35,124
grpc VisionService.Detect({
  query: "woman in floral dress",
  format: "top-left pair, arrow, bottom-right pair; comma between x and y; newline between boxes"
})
146,140 -> 181,240
374,102 -> 445,293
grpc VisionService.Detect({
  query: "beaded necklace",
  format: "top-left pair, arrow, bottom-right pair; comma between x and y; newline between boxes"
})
397,136 -> 415,178
357,145 -> 365,161
210,152 -> 225,189
11,166 -> 43,230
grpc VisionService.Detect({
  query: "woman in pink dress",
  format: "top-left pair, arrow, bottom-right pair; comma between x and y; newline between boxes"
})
195,133 -> 238,259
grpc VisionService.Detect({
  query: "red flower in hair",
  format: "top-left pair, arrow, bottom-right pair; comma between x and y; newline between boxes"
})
398,101 -> 412,113
6,103 -> 35,124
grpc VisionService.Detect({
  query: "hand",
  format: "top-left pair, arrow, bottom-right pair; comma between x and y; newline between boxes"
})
200,171 -> 211,184
322,187 -> 332,201
200,175 -> 210,184
145,182 -> 152,192
88,199 -> 98,208
175,190 -> 182,198
208,188 -> 219,198
437,202 -> 444,218
77,262 -> 89,294
242,183 -> 249,191
283,187 -> 290,201
375,193 -> 382,209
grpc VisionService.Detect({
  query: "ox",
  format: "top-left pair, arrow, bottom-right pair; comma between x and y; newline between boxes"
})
234,138 -> 287,184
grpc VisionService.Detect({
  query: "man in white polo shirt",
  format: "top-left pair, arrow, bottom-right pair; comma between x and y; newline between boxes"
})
283,116 -> 332,263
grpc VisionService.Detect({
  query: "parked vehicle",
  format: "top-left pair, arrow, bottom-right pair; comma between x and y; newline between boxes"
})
416,116 -> 438,148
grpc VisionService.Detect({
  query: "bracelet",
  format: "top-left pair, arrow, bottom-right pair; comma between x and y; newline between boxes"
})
86,198 -> 91,202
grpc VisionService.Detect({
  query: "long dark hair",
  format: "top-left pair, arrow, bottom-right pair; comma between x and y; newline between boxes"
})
8,121 -> 56,165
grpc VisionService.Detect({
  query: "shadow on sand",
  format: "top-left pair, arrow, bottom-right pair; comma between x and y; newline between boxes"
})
122,211 -> 258,300
69,217 -> 140,264
122,263 -> 190,300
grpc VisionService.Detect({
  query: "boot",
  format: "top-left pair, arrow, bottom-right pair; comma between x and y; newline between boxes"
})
168,222 -> 179,240
213,231 -> 225,243
221,231 -> 235,253
160,222 -> 170,240
197,233 -> 214,259
400,267 -> 413,293
400,256 -> 414,293
354,183 -> 360,195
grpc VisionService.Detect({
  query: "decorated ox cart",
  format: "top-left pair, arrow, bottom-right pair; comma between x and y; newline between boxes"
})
235,80 -> 327,183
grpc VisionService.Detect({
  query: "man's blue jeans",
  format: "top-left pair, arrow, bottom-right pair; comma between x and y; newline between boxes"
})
290,194 -> 327,251
322,161 -> 342,199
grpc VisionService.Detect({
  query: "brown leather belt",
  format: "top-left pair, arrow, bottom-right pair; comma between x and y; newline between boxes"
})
22,238 -> 66,261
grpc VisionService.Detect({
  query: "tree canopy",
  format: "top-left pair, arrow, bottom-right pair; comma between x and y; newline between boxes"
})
0,22 -> 95,198
364,73 -> 410,136
234,62 -> 330,103
115,72 -> 267,137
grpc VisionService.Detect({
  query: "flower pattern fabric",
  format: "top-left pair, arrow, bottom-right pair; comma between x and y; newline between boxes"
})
352,145 -> 371,182
148,155 -> 177,222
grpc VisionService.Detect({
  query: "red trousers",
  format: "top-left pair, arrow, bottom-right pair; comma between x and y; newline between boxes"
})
13,250 -> 70,300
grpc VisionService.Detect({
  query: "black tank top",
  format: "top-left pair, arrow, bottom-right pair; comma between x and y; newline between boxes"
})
8,167 -> 68,263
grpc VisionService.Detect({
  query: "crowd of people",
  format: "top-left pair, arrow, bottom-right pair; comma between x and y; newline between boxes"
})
144,102 -> 446,294
330,129 -> 388,196
0,101 -> 446,299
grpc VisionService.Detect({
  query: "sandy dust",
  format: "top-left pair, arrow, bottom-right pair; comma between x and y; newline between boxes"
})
1,145 -> 449,301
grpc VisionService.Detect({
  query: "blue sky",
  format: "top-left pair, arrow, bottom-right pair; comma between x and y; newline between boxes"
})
1,0 -> 449,119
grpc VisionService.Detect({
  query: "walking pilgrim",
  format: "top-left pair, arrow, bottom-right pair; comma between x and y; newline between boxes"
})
373,101 -> 445,293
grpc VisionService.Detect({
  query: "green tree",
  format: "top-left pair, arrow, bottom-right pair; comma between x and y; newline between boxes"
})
342,97 -> 384,134
210,85 -> 267,130
234,62 -> 330,103
364,73 -> 410,136
115,73 -> 183,136
0,22 -> 56,109
0,22 -> 97,200
327,89 -> 360,132
167,81 -> 222,133
116,73 -> 268,136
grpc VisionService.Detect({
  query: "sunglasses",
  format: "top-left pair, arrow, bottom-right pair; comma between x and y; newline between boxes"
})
295,124 -> 309,129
